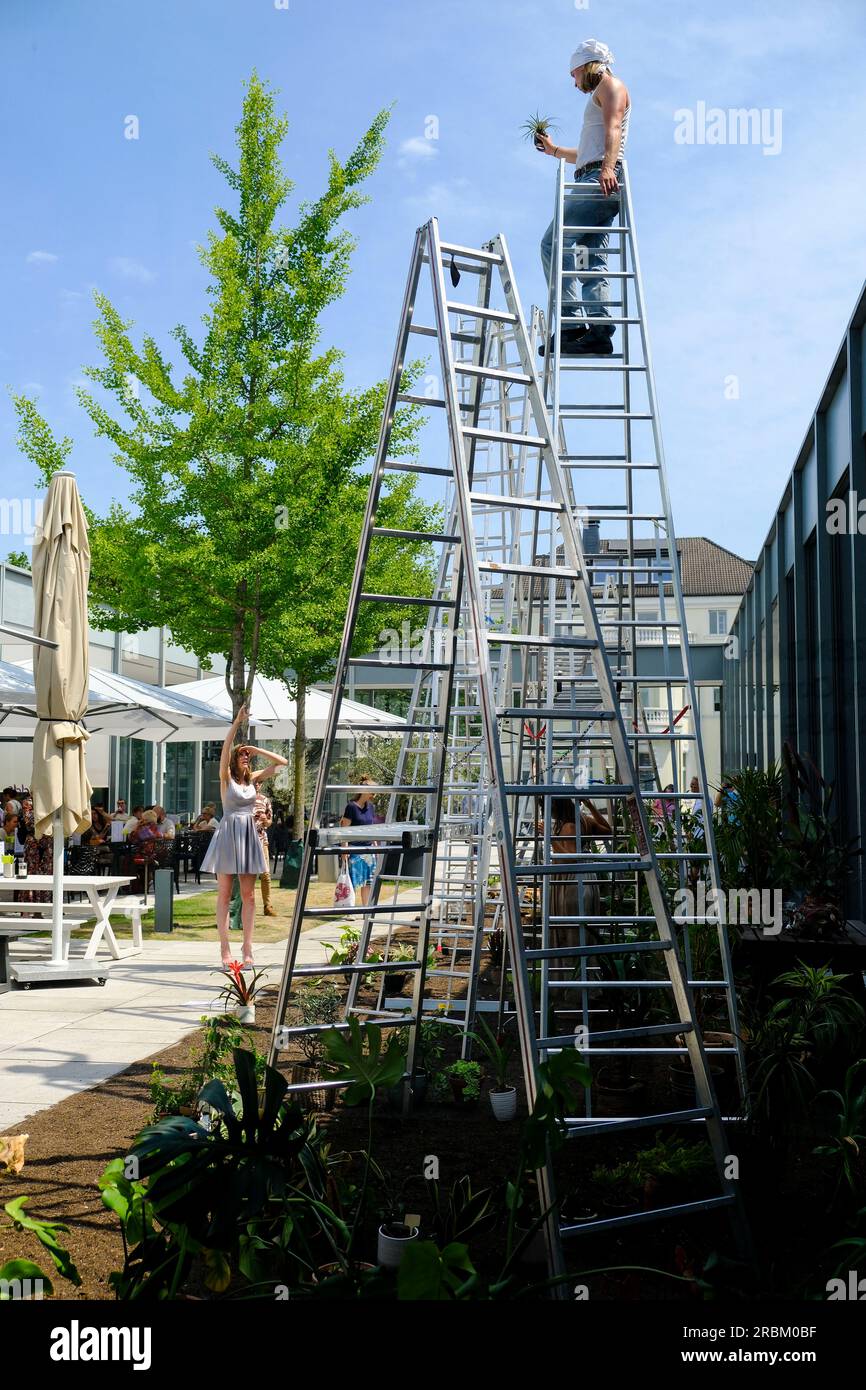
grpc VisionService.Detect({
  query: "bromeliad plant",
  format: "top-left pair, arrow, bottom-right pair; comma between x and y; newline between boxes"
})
217,961 -> 267,1010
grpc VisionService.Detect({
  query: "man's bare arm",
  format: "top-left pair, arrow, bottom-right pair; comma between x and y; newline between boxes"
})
598,77 -> 629,193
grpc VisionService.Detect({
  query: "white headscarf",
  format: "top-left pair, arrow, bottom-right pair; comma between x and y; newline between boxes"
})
569,39 -> 615,73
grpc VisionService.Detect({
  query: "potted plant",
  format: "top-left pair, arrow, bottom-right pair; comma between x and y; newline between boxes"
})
382,942 -> 416,994
590,1159 -> 644,1216
2,854 -> 13,879
377,1215 -> 420,1270
446,1059 -> 482,1105
291,979 -> 341,1111
471,1016 -> 517,1121
216,960 -> 265,1025
323,923 -> 362,982
520,111 -> 559,151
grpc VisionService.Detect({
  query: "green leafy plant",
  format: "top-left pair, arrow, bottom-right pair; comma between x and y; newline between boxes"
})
780,743 -> 860,936
104,1049 -> 353,1298
813,1060 -> 866,1207
323,924 -> 361,968
446,1059 -> 482,1102
295,980 -> 342,1065
470,1016 -> 515,1091
744,961 -> 864,1143
0,1197 -> 81,1296
520,111 -> 558,146
148,1014 -> 263,1119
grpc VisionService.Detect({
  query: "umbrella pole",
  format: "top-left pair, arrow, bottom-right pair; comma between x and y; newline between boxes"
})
51,808 -> 65,965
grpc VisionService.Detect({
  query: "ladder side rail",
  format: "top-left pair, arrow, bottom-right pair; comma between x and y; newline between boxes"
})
620,162 -> 745,1093
496,227 -> 743,1248
268,226 -> 428,1065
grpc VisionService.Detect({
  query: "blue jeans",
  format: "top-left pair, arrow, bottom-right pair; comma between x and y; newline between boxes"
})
540,166 -> 621,336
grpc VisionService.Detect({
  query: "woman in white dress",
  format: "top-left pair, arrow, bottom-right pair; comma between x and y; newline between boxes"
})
204,703 -> 287,969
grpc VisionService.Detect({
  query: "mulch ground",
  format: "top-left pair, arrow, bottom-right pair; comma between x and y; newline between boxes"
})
0,931 -> 853,1301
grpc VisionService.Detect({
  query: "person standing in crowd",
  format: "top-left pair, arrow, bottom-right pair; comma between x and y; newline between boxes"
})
203,704 -> 287,969
340,775 -> 378,907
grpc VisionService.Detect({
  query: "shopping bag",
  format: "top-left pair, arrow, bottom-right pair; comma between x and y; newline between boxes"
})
334,865 -> 356,908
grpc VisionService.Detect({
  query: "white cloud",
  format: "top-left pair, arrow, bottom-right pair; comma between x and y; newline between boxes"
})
398,135 -> 438,165
109,256 -> 157,284
26,250 -> 58,265
403,178 -> 474,218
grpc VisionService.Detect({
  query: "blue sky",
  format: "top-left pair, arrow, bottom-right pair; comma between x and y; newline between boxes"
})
2,0 -> 865,565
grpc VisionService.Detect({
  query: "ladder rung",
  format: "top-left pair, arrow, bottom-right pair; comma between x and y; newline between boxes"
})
446,301 -> 517,323
561,410 -> 653,421
326,783 -> 436,793
489,634 -> 598,650
359,593 -> 456,607
440,240 -> 503,263
498,707 -> 612,720
479,560 -> 579,581
561,458 -> 658,470
347,657 -> 452,670
513,860 -> 653,876
462,425 -> 547,448
371,527 -> 460,544
410,325 -> 481,345
468,492 -> 563,514
383,459 -> 452,477
560,1195 -> 735,1239
563,1106 -> 712,1137
454,363 -> 532,386
301,904 -> 425,919
539,1021 -> 693,1047
502,780 -> 627,794
526,940 -> 675,959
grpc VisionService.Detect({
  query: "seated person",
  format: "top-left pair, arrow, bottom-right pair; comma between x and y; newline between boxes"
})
192,804 -> 219,832
131,809 -> 162,843
123,805 -> 144,836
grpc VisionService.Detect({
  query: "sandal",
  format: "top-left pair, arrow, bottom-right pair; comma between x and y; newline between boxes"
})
242,957 -> 255,971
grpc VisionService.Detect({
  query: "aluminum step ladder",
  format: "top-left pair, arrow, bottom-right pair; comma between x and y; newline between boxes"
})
536,157 -> 747,1108
268,216 -> 751,1284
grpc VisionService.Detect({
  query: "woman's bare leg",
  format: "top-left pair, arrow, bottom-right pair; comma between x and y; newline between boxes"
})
216,874 -> 233,964
239,873 -> 257,964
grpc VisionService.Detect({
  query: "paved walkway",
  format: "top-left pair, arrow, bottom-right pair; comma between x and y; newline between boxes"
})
0,925 -> 345,1133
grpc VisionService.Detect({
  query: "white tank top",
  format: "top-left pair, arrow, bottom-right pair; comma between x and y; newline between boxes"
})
574,79 -> 630,168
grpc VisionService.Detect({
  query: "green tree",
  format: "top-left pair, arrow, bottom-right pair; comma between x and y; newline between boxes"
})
13,73 -> 436,814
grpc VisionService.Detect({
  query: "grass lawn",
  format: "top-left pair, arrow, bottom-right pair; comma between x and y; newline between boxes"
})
64,880 -> 340,945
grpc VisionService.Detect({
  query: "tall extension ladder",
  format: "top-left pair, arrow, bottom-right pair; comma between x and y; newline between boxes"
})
537,158 -> 747,1107
268,215 -> 750,1282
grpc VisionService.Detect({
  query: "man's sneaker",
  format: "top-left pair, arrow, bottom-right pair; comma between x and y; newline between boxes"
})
569,331 -> 614,356
538,324 -> 587,357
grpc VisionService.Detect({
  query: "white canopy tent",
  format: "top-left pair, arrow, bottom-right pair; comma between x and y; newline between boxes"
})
0,661 -> 236,741
169,673 -> 405,739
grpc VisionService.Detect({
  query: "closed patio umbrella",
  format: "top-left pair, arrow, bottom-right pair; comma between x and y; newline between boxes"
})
29,472 -> 96,973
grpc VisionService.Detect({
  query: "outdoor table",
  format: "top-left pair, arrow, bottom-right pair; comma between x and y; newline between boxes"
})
0,923 -> 47,989
0,875 -> 140,960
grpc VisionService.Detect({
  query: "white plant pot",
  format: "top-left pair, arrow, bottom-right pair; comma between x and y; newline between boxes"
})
235,1004 -> 255,1024
2,863 -> 13,879
377,1222 -> 419,1270
489,1086 -> 517,1121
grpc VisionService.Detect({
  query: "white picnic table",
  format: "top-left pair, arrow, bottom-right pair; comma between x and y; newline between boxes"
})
0,874 -> 141,961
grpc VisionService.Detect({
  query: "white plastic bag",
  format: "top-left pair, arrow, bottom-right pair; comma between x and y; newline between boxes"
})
334,865 -> 356,908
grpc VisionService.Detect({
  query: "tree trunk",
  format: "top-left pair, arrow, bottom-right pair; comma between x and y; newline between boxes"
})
292,675 -> 306,839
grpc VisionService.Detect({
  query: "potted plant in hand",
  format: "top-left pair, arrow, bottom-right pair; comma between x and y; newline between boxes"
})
446,1059 -> 482,1105
521,111 -> 559,151
216,960 -> 265,1025
471,1016 -> 517,1121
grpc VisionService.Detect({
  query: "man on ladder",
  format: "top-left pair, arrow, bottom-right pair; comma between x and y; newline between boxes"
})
537,39 -> 630,357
